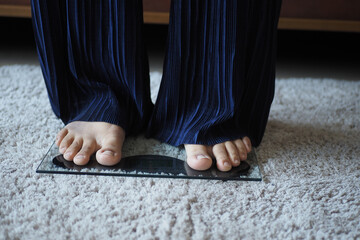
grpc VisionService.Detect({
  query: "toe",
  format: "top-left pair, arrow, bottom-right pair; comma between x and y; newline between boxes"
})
56,128 -> 68,147
59,134 -> 74,155
63,138 -> 83,161
212,143 -> 232,172
96,135 -> 123,166
242,137 -> 252,153
96,149 -> 121,166
224,141 -> 241,167
73,140 -> 96,165
184,144 -> 212,171
234,139 -> 248,161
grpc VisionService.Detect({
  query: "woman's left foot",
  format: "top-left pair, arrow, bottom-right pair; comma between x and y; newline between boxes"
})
184,137 -> 252,172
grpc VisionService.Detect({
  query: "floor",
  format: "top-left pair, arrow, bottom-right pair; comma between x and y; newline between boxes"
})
1,17 -> 359,81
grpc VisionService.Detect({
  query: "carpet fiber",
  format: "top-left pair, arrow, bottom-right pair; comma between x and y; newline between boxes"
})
0,65 -> 359,239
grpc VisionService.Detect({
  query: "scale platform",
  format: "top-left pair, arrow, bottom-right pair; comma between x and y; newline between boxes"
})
37,136 -> 262,181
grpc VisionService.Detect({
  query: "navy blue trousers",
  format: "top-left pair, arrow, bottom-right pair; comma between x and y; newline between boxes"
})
31,0 -> 282,147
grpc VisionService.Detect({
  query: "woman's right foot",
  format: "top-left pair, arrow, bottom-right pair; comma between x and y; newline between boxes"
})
184,137 -> 252,172
55,121 -> 125,166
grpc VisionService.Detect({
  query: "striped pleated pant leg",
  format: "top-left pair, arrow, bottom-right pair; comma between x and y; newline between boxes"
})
147,0 -> 282,147
31,0 -> 153,135
31,0 -> 282,147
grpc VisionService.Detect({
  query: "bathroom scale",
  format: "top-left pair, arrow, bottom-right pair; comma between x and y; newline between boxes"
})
37,136 -> 262,181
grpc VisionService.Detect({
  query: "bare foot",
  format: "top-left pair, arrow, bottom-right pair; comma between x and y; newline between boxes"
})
185,137 -> 252,172
55,121 -> 125,166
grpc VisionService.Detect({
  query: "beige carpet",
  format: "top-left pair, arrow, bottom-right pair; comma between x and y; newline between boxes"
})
0,65 -> 359,239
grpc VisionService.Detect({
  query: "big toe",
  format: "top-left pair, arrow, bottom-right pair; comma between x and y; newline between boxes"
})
184,144 -> 213,171
96,134 -> 124,166
96,149 -> 121,166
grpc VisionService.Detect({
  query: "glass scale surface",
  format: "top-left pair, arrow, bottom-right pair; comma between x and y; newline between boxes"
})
37,136 -> 262,181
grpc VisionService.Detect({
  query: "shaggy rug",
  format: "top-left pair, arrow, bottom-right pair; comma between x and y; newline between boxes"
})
0,65 -> 359,239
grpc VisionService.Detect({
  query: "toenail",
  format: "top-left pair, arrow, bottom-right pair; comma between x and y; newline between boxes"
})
75,155 -> 85,160
196,154 -> 210,160
234,159 -> 240,164
60,147 -> 66,152
64,152 -> 71,158
102,150 -> 115,156
224,162 -> 230,167
241,154 -> 246,158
